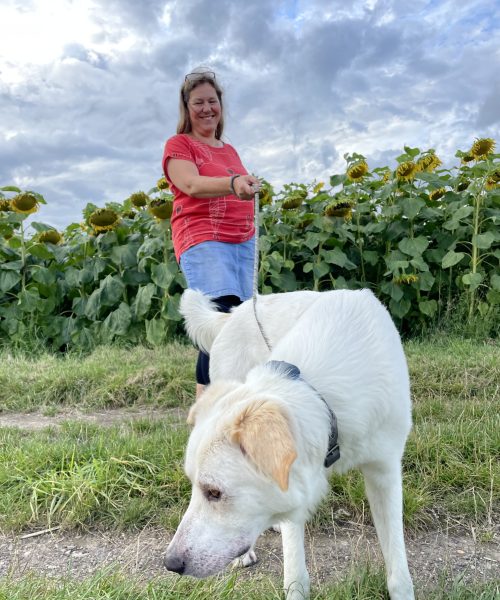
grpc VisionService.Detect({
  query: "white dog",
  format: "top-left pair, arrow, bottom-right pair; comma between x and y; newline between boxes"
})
165,289 -> 415,600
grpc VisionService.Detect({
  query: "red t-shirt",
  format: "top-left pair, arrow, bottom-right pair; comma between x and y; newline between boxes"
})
162,134 -> 255,261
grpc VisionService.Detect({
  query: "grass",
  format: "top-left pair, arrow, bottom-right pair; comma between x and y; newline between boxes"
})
0,343 -> 196,412
0,339 -> 498,534
0,569 -> 498,599
0,338 -> 498,599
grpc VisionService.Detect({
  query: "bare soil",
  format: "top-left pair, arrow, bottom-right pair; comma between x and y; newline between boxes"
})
0,410 -> 498,592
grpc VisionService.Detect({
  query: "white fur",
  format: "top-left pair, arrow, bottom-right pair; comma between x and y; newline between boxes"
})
168,289 -> 415,600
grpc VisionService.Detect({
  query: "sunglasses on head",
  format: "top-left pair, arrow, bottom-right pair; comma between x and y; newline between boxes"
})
185,70 -> 216,82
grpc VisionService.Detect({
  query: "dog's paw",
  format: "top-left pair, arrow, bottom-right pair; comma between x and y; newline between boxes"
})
231,549 -> 258,569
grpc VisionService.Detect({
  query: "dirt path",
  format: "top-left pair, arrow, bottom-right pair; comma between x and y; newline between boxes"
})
0,526 -> 498,590
0,410 -> 498,592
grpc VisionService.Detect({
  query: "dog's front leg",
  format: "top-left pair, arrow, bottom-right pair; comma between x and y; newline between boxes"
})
281,520 -> 309,600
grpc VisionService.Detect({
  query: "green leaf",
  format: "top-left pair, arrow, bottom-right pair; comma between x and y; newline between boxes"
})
0,186 -> 21,192
100,274 -> 125,306
362,250 -> 379,266
462,272 -> 483,290
322,247 -> 357,270
27,243 -> 55,260
0,269 -> 21,292
270,269 -> 297,291
110,243 -> 140,268
313,262 -> 330,279
133,283 -> 156,320
400,198 -> 425,220
31,266 -> 56,287
102,302 -> 131,337
329,174 -> 346,187
398,236 -> 429,256
389,297 -> 411,318
442,250 -> 465,269
84,289 -> 102,320
418,299 -> 437,316
472,231 -> 495,249
17,288 -> 41,312
146,317 -> 167,346
491,274 -> 500,291
380,281 -> 404,302
165,294 -> 182,321
151,263 -> 177,290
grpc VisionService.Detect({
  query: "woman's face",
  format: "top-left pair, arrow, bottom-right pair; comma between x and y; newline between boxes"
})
187,82 -> 221,137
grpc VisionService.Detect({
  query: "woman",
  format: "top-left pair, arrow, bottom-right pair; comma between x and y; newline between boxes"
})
162,68 -> 261,396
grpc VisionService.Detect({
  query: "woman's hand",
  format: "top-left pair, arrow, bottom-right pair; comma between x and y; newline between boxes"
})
233,175 -> 261,200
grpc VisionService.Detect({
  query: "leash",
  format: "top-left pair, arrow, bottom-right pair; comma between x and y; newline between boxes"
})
252,189 -> 272,351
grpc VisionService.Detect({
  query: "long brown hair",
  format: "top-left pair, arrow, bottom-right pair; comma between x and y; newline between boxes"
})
177,73 -> 225,139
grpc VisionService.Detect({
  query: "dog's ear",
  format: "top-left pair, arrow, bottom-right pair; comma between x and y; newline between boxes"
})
230,400 -> 297,491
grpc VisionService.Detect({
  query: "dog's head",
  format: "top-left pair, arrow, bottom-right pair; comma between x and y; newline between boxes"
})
164,377 -> 299,578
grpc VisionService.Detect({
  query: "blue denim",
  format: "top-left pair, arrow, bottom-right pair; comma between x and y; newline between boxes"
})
179,237 -> 255,301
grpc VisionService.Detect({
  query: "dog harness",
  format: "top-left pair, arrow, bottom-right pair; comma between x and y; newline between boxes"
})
265,360 -> 340,468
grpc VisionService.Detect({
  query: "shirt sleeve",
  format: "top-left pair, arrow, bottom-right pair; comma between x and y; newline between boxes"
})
162,135 -> 195,181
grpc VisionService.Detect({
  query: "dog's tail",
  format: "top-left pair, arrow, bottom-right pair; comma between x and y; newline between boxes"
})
179,289 -> 231,353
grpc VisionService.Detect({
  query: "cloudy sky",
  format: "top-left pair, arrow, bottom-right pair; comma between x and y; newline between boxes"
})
1,0 -> 499,231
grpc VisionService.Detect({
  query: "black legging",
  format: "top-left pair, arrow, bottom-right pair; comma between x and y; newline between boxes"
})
195,294 -> 242,385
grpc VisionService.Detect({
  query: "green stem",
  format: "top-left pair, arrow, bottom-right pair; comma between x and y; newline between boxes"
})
20,219 -> 27,292
469,178 -> 485,319
355,210 -> 365,284
313,242 -> 323,291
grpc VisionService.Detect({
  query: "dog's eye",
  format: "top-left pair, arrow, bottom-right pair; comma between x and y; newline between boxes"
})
204,488 -> 222,502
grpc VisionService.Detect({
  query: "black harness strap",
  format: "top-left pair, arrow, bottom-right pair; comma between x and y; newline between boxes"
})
266,360 -> 340,468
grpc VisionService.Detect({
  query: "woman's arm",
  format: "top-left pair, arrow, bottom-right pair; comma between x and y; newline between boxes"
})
167,158 -> 260,199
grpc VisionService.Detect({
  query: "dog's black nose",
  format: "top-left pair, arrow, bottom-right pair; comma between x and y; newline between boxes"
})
164,552 -> 186,574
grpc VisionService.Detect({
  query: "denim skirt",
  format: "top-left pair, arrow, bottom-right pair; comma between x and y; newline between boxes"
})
179,237 -> 255,301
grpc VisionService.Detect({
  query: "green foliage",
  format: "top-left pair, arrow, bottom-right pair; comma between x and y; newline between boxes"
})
1,142 -> 499,350
0,186 -> 184,350
257,147 -> 499,336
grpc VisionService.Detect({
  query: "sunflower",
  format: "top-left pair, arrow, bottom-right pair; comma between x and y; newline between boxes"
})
312,181 -> 324,195
491,169 -> 500,183
457,179 -> 470,192
347,161 -> 369,181
0,199 -> 12,212
122,210 -> 137,219
461,153 -> 475,164
149,198 -> 173,220
282,189 -> 307,210
485,177 -> 498,191
157,177 -> 170,191
324,197 -> 355,219
259,182 -> 274,207
381,169 -> 392,183
89,208 -> 120,233
416,153 -> 442,173
396,161 -> 417,182
428,188 -> 446,201
470,138 -> 496,160
130,191 -> 149,208
393,274 -> 419,285
10,192 -> 39,214
39,229 -> 63,245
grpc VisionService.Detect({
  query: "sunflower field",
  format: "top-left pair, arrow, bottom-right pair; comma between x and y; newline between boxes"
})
0,140 -> 499,350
